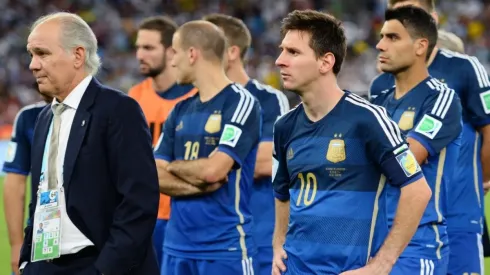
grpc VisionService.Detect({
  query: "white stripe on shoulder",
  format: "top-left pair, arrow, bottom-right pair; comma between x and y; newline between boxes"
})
440,49 -> 490,88
11,101 -> 46,139
231,84 -> 255,125
251,79 -> 290,115
426,78 -> 455,119
346,94 -> 403,147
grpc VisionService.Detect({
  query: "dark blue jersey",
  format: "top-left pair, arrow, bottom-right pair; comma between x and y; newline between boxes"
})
370,49 -> 490,234
273,92 -> 422,273
244,79 -> 289,248
154,83 -> 261,260
3,102 -> 45,176
372,76 -> 462,260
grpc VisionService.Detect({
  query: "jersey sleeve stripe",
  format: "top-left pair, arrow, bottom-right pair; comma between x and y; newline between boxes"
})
470,56 -> 490,87
251,79 -> 290,115
346,95 -> 403,147
349,93 -> 404,144
440,89 -> 455,119
348,93 -> 404,145
240,96 -> 255,125
441,49 -> 490,88
231,84 -> 255,125
428,78 -> 455,119
231,85 -> 246,123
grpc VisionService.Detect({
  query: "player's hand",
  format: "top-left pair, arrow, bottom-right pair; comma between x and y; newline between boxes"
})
272,247 -> 287,275
11,243 -> 22,275
484,181 -> 490,195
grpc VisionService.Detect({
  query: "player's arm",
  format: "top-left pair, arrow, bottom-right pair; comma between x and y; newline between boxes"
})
167,90 -> 261,186
2,110 -> 31,275
153,106 -> 223,196
459,58 -> 490,187
255,94 -> 289,179
406,88 -> 462,164
364,107 -> 431,273
271,120 -> 291,275
481,125 -> 490,184
155,159 -> 222,196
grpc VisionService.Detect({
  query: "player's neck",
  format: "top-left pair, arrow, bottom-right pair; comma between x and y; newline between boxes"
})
152,70 -> 176,92
426,46 -> 439,67
56,72 -> 89,102
394,65 -> 429,99
301,77 -> 344,122
226,64 -> 250,86
194,66 -> 232,102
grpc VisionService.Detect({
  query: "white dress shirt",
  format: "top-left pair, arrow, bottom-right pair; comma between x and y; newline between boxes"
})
48,75 -> 94,254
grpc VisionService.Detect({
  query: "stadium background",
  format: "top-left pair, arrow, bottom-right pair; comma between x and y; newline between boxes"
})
0,0 -> 490,272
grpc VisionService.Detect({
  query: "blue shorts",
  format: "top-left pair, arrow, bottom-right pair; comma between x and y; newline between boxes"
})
162,254 -> 257,275
152,219 -> 168,267
447,232 -> 484,275
256,246 -> 272,275
391,256 -> 449,275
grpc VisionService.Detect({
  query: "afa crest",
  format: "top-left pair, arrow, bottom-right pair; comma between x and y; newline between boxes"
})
326,134 -> 346,163
398,107 -> 415,131
205,112 -> 222,134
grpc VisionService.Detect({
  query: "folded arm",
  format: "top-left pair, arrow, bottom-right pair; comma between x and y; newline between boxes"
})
167,151 -> 234,187
156,159 -> 222,196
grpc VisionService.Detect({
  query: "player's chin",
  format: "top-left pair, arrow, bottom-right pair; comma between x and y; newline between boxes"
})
379,64 -> 395,74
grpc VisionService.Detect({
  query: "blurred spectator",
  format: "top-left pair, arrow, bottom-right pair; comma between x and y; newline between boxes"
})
1,0 -> 490,129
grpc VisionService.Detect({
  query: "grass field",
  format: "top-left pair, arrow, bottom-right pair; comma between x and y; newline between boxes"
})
0,177 -> 490,273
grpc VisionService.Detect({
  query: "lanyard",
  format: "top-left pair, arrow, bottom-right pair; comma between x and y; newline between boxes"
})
40,120 -> 54,190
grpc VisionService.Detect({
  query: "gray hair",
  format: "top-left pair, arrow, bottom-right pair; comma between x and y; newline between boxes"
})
31,12 -> 101,76
437,30 -> 465,54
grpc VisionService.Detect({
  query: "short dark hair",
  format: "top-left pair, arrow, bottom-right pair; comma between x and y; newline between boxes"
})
388,0 -> 436,12
138,16 -> 178,48
280,10 -> 346,75
385,6 -> 438,60
177,20 -> 226,62
202,13 -> 251,60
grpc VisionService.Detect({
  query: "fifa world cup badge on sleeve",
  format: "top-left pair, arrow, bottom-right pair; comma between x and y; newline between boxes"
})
396,150 -> 421,177
5,141 -> 17,163
480,90 -> 490,114
326,133 -> 346,163
415,114 -> 442,139
220,124 -> 242,147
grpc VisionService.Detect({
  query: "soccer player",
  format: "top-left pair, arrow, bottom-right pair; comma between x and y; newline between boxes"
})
372,6 -> 463,274
203,13 -> 290,275
129,16 -> 197,266
272,10 -> 431,275
370,1 -> 490,273
2,93 -> 50,275
154,20 -> 261,274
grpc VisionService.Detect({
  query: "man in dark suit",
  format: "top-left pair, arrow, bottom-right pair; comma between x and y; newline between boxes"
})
19,12 -> 160,275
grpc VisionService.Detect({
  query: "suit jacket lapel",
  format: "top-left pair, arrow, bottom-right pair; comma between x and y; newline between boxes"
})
63,78 -> 99,189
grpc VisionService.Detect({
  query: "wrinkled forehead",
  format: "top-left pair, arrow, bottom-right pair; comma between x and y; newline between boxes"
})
27,21 -> 61,51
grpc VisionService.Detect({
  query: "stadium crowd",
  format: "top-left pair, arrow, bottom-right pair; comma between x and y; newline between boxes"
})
1,0 -> 490,136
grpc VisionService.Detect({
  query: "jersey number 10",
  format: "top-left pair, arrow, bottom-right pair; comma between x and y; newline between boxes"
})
296,172 -> 318,206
